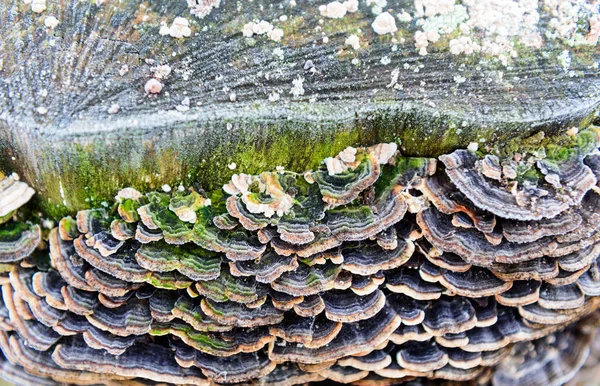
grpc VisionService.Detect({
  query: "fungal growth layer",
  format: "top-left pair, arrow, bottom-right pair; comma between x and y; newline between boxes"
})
2,128 -> 600,386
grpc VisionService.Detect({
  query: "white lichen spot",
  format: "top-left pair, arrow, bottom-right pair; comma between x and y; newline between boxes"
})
290,77 -> 305,97
467,142 -> 479,152
176,97 -> 191,112
268,92 -> 281,102
414,30 -> 440,55
116,187 -> 142,202
160,17 -> 192,38
188,0 -> 221,19
366,0 -> 387,7
380,56 -> 391,65
243,20 -> 274,37
544,0 -> 600,47
449,36 -> 480,55
367,0 -> 387,14
42,219 -> 55,229
107,104 -> 120,114
228,162 -> 237,170
242,23 -> 254,37
30,0 -> 46,13
154,64 -> 172,80
272,47 -> 285,60
243,20 -> 283,41
144,78 -> 163,94
44,16 -> 59,29
415,0 -> 454,18
36,106 -> 48,115
372,12 -> 397,35
454,75 -> 466,84
254,20 -> 274,34
58,178 -> 67,207
344,0 -> 359,13
345,34 -> 361,50
558,49 -> 571,71
268,28 -> 284,42
118,64 -> 129,76
319,2 -> 347,19
386,68 -> 400,88
161,184 -> 172,193
397,11 -> 412,22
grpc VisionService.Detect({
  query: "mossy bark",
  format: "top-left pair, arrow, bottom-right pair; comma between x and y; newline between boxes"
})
1,0 -> 599,219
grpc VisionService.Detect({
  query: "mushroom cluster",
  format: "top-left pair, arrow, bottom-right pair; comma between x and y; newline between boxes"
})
2,130 -> 600,385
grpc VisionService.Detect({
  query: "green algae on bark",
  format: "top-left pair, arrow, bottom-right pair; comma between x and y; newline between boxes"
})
2,0 -> 600,219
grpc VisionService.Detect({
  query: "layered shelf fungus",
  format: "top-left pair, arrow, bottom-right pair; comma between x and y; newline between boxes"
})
5,131 -> 600,386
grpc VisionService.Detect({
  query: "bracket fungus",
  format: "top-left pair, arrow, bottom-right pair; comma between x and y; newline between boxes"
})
4,119 -> 600,386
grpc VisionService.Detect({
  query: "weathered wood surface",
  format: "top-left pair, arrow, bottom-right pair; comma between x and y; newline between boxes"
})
0,0 -> 599,217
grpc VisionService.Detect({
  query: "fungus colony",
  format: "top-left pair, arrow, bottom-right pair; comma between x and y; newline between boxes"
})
2,129 -> 600,385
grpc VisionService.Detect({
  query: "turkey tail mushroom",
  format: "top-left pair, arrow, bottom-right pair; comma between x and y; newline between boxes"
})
3,138 -> 600,385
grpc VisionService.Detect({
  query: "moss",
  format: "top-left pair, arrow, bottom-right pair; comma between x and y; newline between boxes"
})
17,99 -> 600,222
0,222 -> 30,242
369,108 -> 498,157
